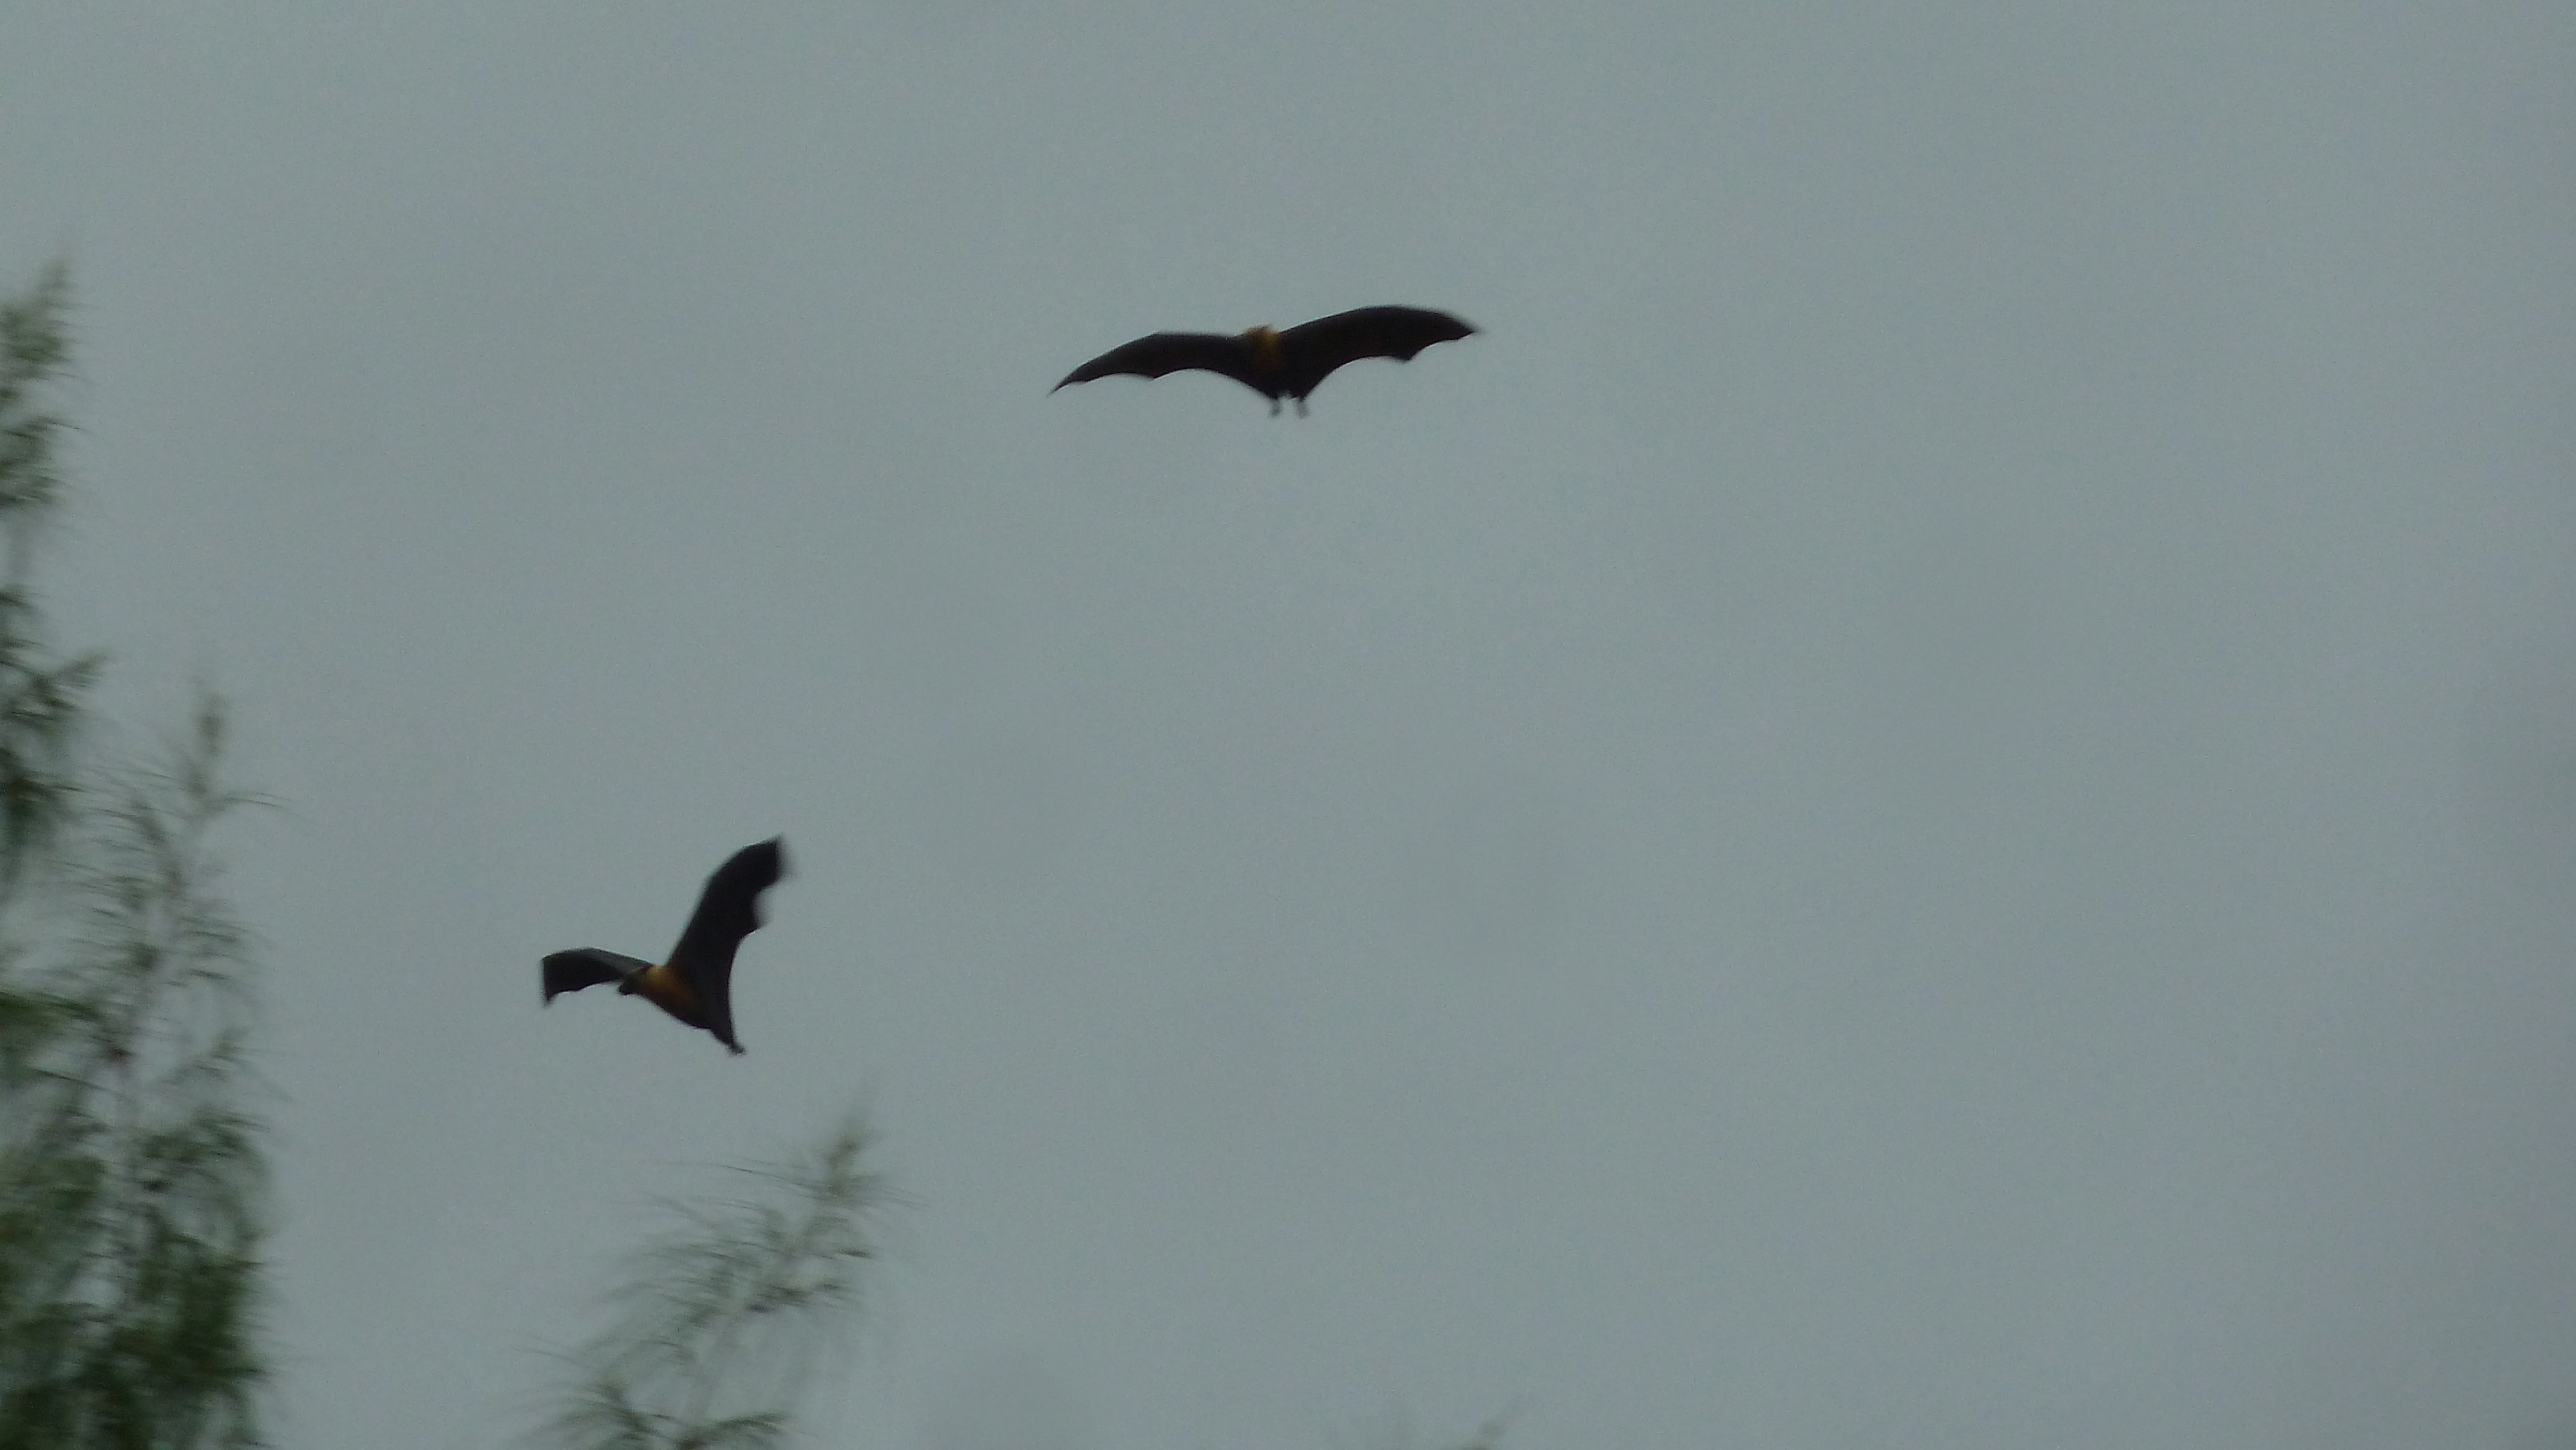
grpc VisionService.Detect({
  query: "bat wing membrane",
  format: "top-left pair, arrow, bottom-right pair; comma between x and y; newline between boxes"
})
1055,333 -> 1264,393
663,837 -> 788,1053
1274,306 -> 1477,399
542,948 -> 652,1003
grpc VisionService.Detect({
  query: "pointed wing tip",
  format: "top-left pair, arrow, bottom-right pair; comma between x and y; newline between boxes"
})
722,836 -> 788,879
1054,355 -> 1116,390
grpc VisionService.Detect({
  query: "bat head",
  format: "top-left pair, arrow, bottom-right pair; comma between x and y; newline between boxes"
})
1241,325 -> 1282,372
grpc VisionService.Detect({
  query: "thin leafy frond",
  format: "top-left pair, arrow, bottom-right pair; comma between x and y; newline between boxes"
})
0,261 -> 272,1450
535,1111 -> 891,1450
0,259 -> 91,894
0,693 -> 273,1445
0,259 -> 72,539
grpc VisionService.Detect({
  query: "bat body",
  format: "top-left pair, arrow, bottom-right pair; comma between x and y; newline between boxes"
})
1054,305 -> 1476,415
541,837 -> 786,1055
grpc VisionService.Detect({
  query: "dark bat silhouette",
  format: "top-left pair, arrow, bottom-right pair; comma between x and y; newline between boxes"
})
541,837 -> 786,1055
1054,305 -> 1477,415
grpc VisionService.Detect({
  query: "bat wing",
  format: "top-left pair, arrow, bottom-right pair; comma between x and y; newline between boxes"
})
1274,306 -> 1477,401
542,948 -> 652,1003
663,836 -> 788,1053
1054,332 -> 1267,395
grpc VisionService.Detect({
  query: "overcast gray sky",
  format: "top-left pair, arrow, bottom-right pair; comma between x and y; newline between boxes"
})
6,4 -> 2575,1447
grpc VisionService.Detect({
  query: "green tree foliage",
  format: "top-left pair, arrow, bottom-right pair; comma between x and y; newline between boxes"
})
535,1112 -> 891,1450
0,264 -> 272,1449
0,259 -> 98,893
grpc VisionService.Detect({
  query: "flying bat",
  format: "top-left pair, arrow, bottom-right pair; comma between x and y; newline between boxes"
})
541,837 -> 786,1055
1053,305 -> 1477,415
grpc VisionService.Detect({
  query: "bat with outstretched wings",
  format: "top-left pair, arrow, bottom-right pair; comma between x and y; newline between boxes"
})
541,837 -> 786,1055
1054,305 -> 1476,415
